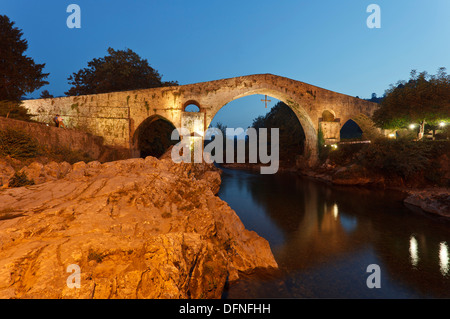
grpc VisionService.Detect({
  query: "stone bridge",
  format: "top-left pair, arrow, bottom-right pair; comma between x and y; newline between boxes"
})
22,74 -> 379,165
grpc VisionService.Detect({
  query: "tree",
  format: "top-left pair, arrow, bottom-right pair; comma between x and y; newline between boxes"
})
211,122 -> 227,137
0,15 -> 49,119
65,47 -> 178,96
373,68 -> 450,140
365,92 -> 384,104
40,90 -> 54,99
251,101 -> 305,163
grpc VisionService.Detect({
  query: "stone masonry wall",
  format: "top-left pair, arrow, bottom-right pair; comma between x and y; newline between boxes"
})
22,95 -> 131,148
0,117 -> 105,159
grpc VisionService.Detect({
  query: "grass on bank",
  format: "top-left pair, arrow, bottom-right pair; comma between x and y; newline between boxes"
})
0,128 -> 94,187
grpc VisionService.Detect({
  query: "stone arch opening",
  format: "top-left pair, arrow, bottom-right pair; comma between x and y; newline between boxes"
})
340,119 -> 363,140
321,110 -> 336,122
185,104 -> 200,112
183,100 -> 201,112
207,88 -> 317,165
133,115 -> 177,158
343,114 -> 382,141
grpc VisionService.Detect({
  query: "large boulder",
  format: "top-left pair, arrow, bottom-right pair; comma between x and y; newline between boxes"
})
404,189 -> 450,218
0,156 -> 277,299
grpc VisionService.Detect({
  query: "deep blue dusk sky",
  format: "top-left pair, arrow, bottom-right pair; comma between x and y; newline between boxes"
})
1,0 -> 449,128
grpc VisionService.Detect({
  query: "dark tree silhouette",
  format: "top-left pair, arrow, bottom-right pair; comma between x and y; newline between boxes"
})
251,101 -> 305,164
0,15 -> 49,119
39,90 -> 54,99
66,47 -> 178,96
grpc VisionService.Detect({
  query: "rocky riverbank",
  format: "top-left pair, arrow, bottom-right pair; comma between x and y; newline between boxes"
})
0,157 -> 278,299
403,188 -> 450,218
298,162 -> 450,219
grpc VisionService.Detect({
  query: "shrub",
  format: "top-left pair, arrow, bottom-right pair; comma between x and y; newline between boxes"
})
360,138 -> 448,180
328,143 -> 367,166
8,171 -> 35,188
46,146 -> 93,164
0,128 -> 40,158
0,101 -> 32,121
87,249 -> 109,263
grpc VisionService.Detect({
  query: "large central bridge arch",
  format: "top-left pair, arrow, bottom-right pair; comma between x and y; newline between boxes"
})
207,87 -> 318,161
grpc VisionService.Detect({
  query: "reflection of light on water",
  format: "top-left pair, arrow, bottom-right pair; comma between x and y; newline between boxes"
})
439,242 -> 449,276
332,203 -> 358,233
333,204 -> 338,220
409,236 -> 419,267
340,215 -> 357,233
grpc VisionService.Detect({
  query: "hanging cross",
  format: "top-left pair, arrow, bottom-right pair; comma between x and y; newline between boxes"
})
261,95 -> 271,108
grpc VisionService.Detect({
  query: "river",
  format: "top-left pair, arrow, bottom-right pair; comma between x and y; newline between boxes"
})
218,167 -> 450,298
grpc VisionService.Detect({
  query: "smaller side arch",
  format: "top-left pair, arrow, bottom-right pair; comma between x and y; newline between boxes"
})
182,100 -> 202,112
341,114 -> 382,141
321,110 -> 337,122
132,115 -> 177,158
340,119 -> 363,140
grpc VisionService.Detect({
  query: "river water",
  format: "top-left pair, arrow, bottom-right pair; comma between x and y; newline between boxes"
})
218,167 -> 450,298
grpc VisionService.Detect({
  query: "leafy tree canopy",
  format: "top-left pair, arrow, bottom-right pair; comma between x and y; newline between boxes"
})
373,68 -> 450,130
66,47 -> 178,96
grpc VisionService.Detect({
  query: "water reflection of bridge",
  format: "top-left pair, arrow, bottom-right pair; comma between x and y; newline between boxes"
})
274,182 -> 373,271
231,171 -> 450,298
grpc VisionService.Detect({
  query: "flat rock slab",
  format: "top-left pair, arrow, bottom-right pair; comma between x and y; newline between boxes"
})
0,157 -> 277,299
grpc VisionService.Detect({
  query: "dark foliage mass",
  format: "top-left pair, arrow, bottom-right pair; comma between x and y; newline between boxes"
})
8,171 -> 35,188
0,128 -> 40,158
372,68 -> 450,132
326,138 -> 449,186
66,47 -> 178,96
251,101 -> 305,164
0,15 -> 49,120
